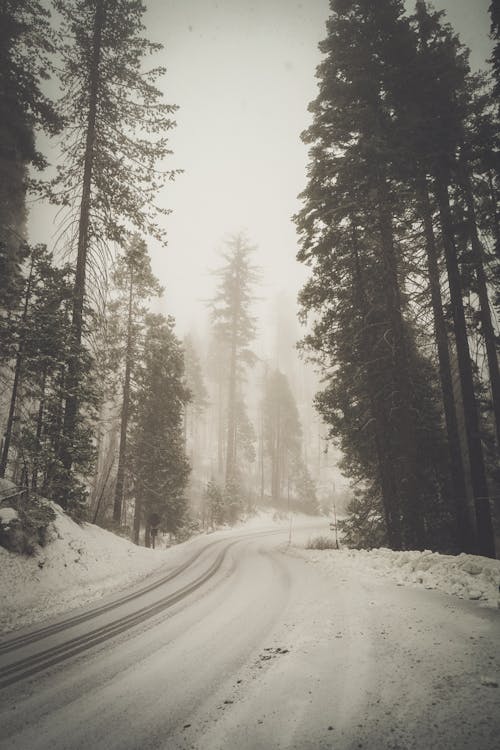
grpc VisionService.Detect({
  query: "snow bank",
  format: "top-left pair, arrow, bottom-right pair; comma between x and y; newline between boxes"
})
297,546 -> 500,608
0,502 -> 173,633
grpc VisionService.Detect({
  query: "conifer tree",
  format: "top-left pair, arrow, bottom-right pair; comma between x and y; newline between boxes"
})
108,234 -> 162,524
131,313 -> 190,545
410,0 -> 496,557
0,246 -> 39,478
205,479 -> 224,528
182,334 -> 209,458
0,1 -> 61,348
296,0 -> 434,549
295,0 -> 471,551
262,370 -> 302,505
490,0 -> 500,107
210,234 -> 259,486
1,246 -> 96,512
51,0 -> 178,489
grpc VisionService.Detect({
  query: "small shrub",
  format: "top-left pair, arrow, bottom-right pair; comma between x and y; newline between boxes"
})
23,500 -> 57,547
306,535 -> 339,550
338,491 -> 386,549
174,516 -> 201,543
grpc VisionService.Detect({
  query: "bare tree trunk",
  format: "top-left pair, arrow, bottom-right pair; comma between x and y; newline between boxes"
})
32,365 -> 47,492
377,186 -> 424,549
92,448 -> 115,524
133,495 -> 141,544
225,321 -> 237,484
60,0 -> 105,496
113,272 -> 133,522
434,174 -> 495,558
352,231 -> 403,549
0,250 -> 36,477
217,378 -> 224,478
415,170 -> 473,552
458,158 -> 500,450
487,170 -> 499,252
259,405 -> 264,501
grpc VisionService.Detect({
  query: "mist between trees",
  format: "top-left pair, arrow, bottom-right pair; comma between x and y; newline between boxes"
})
0,0 -> 499,558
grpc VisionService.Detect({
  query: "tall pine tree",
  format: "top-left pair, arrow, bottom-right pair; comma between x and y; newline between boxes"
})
210,234 -> 259,488
50,0 -> 178,498
108,234 -> 162,524
131,314 -> 190,545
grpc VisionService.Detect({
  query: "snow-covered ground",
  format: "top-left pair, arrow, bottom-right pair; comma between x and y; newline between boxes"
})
1,511 -> 500,749
0,503 -> 299,634
294,544 -> 500,609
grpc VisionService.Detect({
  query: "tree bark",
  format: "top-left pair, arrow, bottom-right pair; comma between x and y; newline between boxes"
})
113,271 -> 133,522
377,184 -> 425,549
415,169 -> 474,552
133,495 -> 141,544
0,250 -> 36,478
458,158 -> 500,450
59,0 -> 105,490
271,403 -> 281,504
217,378 -> 224,479
225,345 -> 237,483
487,170 -> 499,253
434,173 -> 496,558
225,293 -> 239,485
32,365 -> 47,492
352,230 -> 403,549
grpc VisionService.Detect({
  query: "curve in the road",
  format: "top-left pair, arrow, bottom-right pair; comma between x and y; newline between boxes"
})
0,528 -> 286,691
0,527 -> 283,658
0,540 -> 234,690
0,537 -> 224,657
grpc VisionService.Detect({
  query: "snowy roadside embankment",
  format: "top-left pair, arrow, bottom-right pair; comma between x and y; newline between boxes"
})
0,503 -> 177,633
294,546 -> 500,609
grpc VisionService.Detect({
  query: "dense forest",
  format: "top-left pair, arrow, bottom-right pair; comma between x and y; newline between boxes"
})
0,0 -> 499,559
297,0 -> 500,557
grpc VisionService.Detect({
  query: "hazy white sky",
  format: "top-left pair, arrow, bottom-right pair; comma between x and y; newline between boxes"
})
30,0 -> 493,348
143,0 -> 329,342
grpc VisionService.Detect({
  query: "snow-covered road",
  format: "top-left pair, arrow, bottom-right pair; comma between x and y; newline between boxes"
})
0,524 -> 499,750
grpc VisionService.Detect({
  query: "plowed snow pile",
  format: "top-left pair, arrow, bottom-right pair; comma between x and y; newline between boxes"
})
298,546 -> 500,608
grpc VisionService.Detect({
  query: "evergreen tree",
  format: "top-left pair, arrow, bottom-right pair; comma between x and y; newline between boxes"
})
1,246 -> 39,478
262,370 -> 302,505
108,234 -> 162,524
1,246 -> 97,513
51,0 -> 179,489
291,461 -> 320,516
131,314 -> 190,545
0,1 -> 61,347
205,479 -> 224,528
409,1 -> 496,557
235,399 -> 257,466
205,332 -> 229,479
182,333 -> 209,462
490,0 -> 500,108
296,0 -> 456,551
210,233 -> 259,486
223,473 -> 244,525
